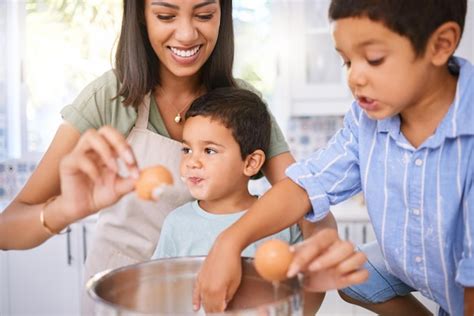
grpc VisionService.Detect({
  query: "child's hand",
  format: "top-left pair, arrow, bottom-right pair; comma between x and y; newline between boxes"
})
192,236 -> 242,312
287,228 -> 368,292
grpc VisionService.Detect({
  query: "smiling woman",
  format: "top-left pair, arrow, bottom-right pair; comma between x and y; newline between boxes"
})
0,0 -> 299,314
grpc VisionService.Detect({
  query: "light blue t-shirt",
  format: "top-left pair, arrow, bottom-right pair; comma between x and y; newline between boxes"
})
152,200 -> 302,259
286,57 -> 474,315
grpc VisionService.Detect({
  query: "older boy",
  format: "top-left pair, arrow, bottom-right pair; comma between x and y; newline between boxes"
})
195,1 -> 474,315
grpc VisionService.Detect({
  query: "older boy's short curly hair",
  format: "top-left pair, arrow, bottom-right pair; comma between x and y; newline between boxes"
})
185,87 -> 271,160
329,0 -> 467,56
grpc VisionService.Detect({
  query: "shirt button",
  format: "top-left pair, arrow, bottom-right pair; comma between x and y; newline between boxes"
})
415,159 -> 423,166
415,256 -> 423,263
413,208 -> 420,216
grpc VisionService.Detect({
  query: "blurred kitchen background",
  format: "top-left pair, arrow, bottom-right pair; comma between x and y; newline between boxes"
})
0,0 -> 473,315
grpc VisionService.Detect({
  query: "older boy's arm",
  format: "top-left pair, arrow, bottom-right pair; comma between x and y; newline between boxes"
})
465,287 -> 474,316
194,178 -> 311,312
298,212 -> 337,239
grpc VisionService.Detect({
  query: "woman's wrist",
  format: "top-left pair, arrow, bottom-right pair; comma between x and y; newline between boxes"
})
41,195 -> 74,234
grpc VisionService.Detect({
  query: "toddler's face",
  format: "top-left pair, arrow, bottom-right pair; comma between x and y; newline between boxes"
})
331,17 -> 434,120
180,116 -> 249,202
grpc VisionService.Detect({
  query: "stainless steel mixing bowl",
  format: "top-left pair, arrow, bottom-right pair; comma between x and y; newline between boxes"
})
87,256 -> 303,315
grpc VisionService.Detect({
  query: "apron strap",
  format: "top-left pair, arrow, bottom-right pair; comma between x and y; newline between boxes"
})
135,93 -> 151,129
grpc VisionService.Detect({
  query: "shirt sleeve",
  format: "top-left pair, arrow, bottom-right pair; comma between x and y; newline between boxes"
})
455,164 -> 474,287
286,107 -> 362,222
60,70 -> 137,136
151,217 -> 177,259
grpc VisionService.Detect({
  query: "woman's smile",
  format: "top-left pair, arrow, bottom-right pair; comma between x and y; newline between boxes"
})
168,45 -> 203,65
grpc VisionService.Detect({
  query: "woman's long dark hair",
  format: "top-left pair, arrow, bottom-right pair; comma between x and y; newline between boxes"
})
115,0 -> 236,107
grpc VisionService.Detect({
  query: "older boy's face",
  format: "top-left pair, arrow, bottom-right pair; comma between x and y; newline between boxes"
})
180,116 -> 249,205
331,17 -> 434,120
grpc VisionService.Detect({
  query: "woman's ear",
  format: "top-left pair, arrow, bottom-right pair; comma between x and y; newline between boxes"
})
243,149 -> 266,177
428,21 -> 462,66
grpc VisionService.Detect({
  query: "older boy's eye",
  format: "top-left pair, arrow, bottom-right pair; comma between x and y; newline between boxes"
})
367,58 -> 384,66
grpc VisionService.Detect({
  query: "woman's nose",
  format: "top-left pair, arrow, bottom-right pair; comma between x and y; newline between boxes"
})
174,18 -> 199,43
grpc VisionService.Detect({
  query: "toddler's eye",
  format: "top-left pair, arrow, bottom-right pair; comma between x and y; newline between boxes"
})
181,147 -> 191,154
205,148 -> 217,155
367,58 -> 384,66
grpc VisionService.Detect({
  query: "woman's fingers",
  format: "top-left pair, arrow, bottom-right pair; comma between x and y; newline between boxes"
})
114,176 -> 137,196
77,129 -> 118,172
98,126 -> 139,172
74,126 -> 139,179
61,151 -> 101,183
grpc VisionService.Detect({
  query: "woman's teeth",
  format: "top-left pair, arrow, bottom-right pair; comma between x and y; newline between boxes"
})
170,46 -> 200,58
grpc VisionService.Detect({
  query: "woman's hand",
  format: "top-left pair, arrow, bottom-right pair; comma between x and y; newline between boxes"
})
192,235 -> 242,312
288,228 -> 369,292
58,126 -> 139,222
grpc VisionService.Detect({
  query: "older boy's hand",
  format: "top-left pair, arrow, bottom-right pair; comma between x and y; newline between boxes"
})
192,236 -> 242,312
287,228 -> 368,292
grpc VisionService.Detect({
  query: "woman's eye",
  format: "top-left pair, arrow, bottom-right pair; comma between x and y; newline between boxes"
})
341,60 -> 351,69
181,147 -> 191,154
367,58 -> 384,66
156,14 -> 174,21
196,14 -> 213,21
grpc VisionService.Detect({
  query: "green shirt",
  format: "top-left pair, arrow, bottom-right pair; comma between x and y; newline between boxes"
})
61,70 -> 289,159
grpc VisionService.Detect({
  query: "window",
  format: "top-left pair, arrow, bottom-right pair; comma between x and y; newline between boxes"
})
24,1 -> 122,156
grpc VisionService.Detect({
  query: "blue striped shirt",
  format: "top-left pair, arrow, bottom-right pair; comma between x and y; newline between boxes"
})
286,57 -> 474,315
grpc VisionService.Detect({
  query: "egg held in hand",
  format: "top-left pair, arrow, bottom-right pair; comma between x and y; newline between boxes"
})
254,239 -> 294,282
135,165 -> 173,200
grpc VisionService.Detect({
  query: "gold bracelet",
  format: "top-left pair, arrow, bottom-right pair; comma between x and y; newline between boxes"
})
40,195 -> 62,236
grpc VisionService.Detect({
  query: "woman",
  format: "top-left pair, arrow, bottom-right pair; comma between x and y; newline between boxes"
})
1,1 -> 360,313
1,0 -> 309,276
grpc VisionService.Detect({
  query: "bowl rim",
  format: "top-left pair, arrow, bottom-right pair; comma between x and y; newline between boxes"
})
87,256 -> 303,315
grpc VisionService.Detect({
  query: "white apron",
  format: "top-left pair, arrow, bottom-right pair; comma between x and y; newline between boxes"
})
82,94 -> 193,313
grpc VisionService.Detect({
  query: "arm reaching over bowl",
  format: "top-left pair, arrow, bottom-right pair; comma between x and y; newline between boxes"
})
193,178 -> 369,312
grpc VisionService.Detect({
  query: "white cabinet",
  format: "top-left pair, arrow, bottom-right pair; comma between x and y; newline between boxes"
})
2,226 -> 81,316
0,220 -> 96,316
286,0 -> 353,116
456,0 -> 474,61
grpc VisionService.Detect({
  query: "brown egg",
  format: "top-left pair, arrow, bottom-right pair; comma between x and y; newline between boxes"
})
254,239 -> 293,282
135,165 -> 173,200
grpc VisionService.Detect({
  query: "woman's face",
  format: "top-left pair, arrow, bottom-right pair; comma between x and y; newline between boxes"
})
144,0 -> 221,81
